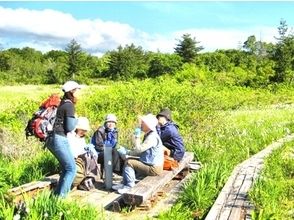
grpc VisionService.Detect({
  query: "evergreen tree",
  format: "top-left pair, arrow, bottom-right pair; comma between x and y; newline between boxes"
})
272,19 -> 294,83
106,44 -> 148,80
65,39 -> 82,80
243,35 -> 257,54
174,33 -> 204,63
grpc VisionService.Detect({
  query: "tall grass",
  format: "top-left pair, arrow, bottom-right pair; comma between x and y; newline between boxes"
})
249,141 -> 294,220
0,79 -> 294,219
0,190 -> 104,220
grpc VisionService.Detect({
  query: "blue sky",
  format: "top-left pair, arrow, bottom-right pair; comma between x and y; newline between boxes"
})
0,1 -> 293,56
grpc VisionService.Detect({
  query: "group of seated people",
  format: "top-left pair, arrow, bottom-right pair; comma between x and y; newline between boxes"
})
68,108 -> 185,194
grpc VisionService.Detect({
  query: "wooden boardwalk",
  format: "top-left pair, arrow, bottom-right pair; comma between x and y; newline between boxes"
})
7,152 -> 196,212
122,152 -> 194,206
205,134 -> 294,220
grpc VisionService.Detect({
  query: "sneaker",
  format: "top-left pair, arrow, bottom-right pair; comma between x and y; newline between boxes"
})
77,183 -> 90,191
117,186 -> 131,194
85,178 -> 95,190
112,183 -> 124,191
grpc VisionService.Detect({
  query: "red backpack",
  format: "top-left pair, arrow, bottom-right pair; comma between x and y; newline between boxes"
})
25,94 -> 61,142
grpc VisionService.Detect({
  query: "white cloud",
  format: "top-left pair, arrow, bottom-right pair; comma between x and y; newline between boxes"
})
0,6 -> 138,55
172,27 -> 278,52
0,6 -> 279,56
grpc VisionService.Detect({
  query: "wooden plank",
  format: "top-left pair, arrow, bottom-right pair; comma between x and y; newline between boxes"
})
205,134 -> 294,220
228,165 -> 255,220
123,152 -> 194,206
145,172 -> 194,218
68,188 -> 122,209
219,172 -> 246,219
7,174 -> 59,203
205,164 -> 242,220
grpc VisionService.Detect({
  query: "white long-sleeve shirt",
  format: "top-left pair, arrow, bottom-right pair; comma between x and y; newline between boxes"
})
67,131 -> 87,158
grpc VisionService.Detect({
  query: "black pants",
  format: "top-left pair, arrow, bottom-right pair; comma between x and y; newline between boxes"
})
98,148 -> 124,175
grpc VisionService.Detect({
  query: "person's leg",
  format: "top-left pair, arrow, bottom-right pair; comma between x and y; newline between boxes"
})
122,165 -> 136,187
97,152 -> 104,178
112,149 -> 122,174
48,134 -> 76,197
72,158 -> 85,188
122,159 -> 157,187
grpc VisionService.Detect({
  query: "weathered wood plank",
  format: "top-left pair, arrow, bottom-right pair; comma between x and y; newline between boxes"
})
7,174 -> 59,203
204,164 -> 242,220
68,187 -> 122,209
205,134 -> 294,220
123,152 -> 194,206
228,165 -> 255,220
220,172 -> 246,220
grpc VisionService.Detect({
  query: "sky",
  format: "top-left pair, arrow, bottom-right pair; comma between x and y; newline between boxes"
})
0,1 -> 293,56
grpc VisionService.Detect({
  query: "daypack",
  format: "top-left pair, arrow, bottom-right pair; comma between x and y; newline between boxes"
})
163,155 -> 179,171
25,94 -> 61,142
73,150 -> 101,190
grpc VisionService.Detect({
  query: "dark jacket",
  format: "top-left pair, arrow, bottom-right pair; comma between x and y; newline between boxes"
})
156,122 -> 185,161
91,125 -> 118,152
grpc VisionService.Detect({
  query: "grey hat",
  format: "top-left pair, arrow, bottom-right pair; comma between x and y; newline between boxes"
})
156,108 -> 172,121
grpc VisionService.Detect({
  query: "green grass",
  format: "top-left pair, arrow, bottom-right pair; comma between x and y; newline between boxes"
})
0,80 -> 294,219
249,141 -> 294,220
0,190 -> 105,220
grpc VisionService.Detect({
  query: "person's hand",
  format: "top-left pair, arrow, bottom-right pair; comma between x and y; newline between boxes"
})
163,147 -> 171,156
134,128 -> 141,138
117,146 -> 127,155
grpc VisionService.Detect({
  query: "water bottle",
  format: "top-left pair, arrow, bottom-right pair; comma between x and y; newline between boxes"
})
104,142 -> 113,190
134,127 -> 141,138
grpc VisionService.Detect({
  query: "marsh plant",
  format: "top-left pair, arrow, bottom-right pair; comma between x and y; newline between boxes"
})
0,80 -> 294,219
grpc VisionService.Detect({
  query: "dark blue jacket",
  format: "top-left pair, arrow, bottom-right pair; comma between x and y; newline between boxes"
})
156,122 -> 185,161
91,125 -> 118,152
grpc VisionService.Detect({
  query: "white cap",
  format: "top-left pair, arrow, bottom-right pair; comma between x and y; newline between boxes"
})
105,114 -> 117,123
62,81 -> 81,92
140,114 -> 158,131
75,117 -> 90,131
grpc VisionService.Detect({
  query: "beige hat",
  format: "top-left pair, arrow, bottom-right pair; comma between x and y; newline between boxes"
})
105,114 -> 117,123
140,114 -> 158,131
76,117 -> 90,131
62,81 -> 81,92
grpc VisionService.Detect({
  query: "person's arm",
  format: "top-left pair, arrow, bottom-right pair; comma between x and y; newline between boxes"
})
64,117 -> 77,133
129,133 -> 158,156
93,128 -> 105,152
156,126 -> 161,136
160,126 -> 172,143
169,126 -> 185,161
63,102 -> 76,133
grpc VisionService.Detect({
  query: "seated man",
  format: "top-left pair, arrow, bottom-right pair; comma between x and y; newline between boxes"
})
67,117 -> 100,190
91,114 -> 122,175
113,113 -> 164,194
156,108 -> 185,161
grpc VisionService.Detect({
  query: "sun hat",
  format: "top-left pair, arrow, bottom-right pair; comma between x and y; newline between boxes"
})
76,117 -> 90,131
105,114 -> 117,123
156,108 -> 172,121
62,81 -> 81,92
140,113 -> 158,131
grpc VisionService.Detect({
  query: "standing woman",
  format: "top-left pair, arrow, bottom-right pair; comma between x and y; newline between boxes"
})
48,80 -> 81,197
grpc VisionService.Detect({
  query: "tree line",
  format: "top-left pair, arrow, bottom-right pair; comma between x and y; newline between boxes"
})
0,19 -> 293,87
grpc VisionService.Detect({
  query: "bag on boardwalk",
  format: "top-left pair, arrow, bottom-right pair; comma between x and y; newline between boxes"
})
163,155 -> 179,170
25,94 -> 61,142
73,150 -> 101,191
